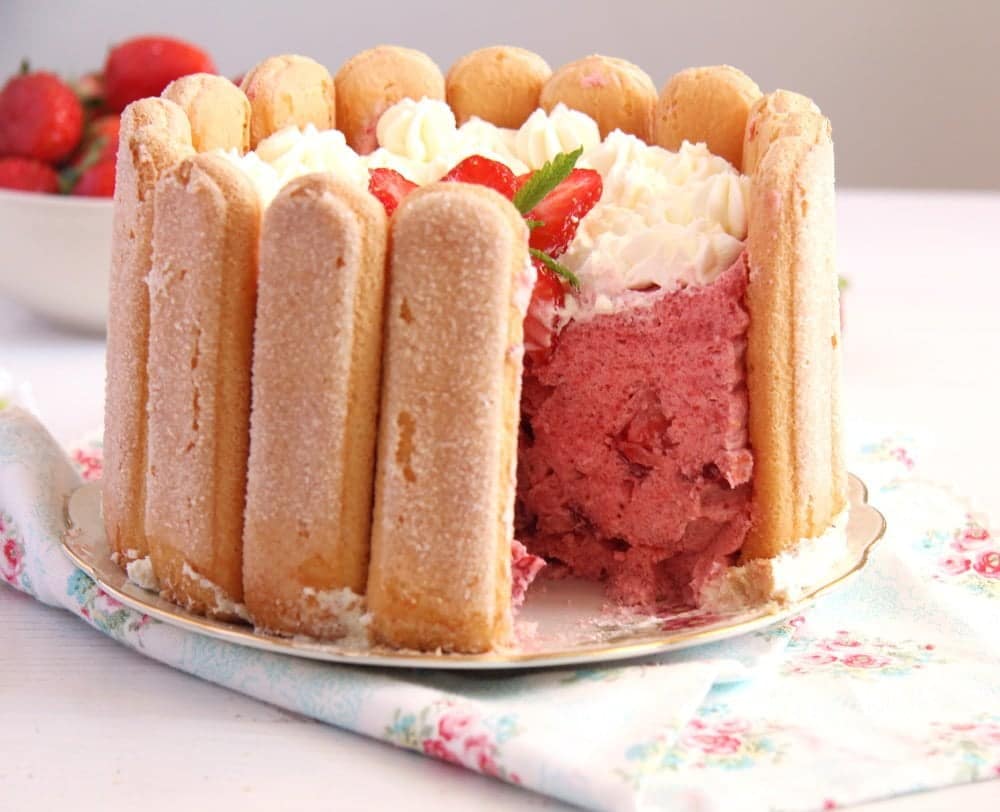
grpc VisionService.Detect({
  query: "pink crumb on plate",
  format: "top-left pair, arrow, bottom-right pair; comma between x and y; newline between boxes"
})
516,254 -> 753,608
511,539 -> 545,608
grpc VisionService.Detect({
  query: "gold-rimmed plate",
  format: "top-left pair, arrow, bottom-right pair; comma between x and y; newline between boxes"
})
62,475 -> 884,670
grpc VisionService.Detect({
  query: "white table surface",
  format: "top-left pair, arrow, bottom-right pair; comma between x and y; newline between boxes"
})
2,188 -> 999,811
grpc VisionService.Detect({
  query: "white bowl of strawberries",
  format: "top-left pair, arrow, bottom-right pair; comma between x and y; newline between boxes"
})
0,36 -> 215,332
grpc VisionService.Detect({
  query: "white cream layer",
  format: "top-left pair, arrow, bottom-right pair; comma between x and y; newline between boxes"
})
297,586 -> 371,645
217,98 -> 748,308
180,562 -> 252,622
698,507 -> 851,612
125,555 -> 160,591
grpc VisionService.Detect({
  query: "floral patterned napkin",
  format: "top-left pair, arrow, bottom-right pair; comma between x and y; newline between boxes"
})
2,404 -> 998,812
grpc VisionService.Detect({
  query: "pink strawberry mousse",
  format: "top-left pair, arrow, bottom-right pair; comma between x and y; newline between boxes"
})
516,254 -> 753,607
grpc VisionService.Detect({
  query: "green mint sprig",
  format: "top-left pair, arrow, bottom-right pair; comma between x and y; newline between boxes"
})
512,147 -> 583,215
515,148 -> 585,290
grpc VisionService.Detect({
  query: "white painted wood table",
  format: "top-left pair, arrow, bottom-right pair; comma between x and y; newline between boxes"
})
2,190 -> 999,810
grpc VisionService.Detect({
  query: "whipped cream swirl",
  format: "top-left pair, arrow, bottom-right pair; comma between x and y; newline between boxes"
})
515,104 -> 601,169
218,97 -> 750,307
375,97 -> 459,162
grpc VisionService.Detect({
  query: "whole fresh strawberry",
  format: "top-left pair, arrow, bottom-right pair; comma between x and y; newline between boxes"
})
71,161 -> 116,197
0,156 -> 60,193
0,70 -> 84,163
104,35 -> 216,113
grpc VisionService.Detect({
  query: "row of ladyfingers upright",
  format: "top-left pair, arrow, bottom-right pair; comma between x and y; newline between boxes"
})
103,45 -> 842,653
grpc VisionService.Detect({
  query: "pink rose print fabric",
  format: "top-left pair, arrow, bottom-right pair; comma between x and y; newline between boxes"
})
1,511 -> 25,588
392,703 -> 522,784
782,628 -> 940,678
925,716 -> 1000,782
69,444 -> 102,483
912,520 -> 1000,599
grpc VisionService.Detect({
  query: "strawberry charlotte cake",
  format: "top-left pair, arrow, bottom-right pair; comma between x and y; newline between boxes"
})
103,46 -> 844,653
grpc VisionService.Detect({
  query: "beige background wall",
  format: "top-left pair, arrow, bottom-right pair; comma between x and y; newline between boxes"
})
3,0 -> 998,189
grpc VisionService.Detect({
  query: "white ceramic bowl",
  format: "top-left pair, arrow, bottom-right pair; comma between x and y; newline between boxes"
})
0,187 -> 113,333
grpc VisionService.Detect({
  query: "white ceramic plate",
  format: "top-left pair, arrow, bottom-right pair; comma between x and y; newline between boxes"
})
62,474 -> 885,670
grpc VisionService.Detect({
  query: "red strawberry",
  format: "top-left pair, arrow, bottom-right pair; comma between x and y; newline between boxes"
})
103,36 -> 216,113
524,168 -> 602,257
531,261 -> 566,307
524,262 -> 566,359
0,156 -> 59,193
368,168 -> 417,216
78,114 -> 120,166
441,155 -> 517,198
0,71 -> 84,163
72,161 -> 116,197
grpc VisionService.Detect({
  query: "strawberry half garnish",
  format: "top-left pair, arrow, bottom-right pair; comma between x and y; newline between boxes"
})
531,261 -> 566,308
441,155 -> 517,199
510,151 -> 600,357
524,262 -> 565,360
523,168 -> 602,258
368,167 -> 417,216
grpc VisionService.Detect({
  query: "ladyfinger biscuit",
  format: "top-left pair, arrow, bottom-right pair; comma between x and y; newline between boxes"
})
145,153 -> 259,618
334,45 -> 444,153
446,46 -> 551,128
367,184 -> 529,653
243,174 -> 388,638
105,98 -> 193,567
742,133 -> 847,561
240,55 -> 335,148
162,73 -> 251,153
540,55 -> 657,140
742,90 -> 829,177
654,65 -> 762,170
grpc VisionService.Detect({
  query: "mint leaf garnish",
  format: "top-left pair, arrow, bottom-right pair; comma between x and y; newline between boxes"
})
530,248 -> 580,289
513,147 -> 583,215
514,148 -> 586,289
